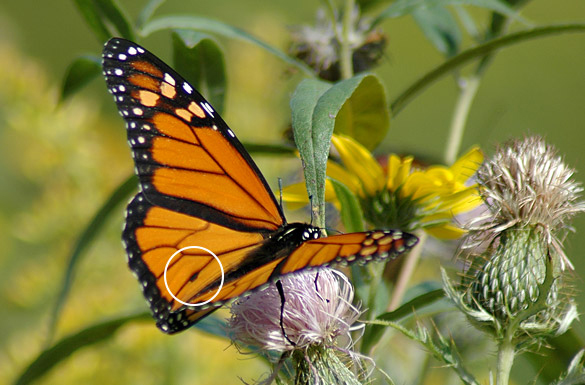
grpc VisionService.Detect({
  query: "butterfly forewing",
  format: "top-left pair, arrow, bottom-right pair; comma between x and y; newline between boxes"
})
103,38 -> 419,334
102,38 -> 284,232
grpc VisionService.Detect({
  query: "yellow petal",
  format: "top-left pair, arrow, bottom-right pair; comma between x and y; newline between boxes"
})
450,146 -> 483,182
332,134 -> 384,196
422,167 -> 456,194
281,182 -> 311,210
387,154 -> 413,192
282,180 -> 340,210
425,223 -> 467,239
438,186 -> 483,215
327,160 -> 362,196
402,171 -> 436,201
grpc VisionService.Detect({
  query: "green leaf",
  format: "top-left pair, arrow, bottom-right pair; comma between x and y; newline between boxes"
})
16,312 -> 151,385
373,0 -> 523,26
361,286 -> 448,353
311,74 -> 378,224
60,55 -> 102,102
391,23 -> 585,115
291,75 -> 387,226
73,0 -> 111,42
194,315 -> 229,339
527,330 -> 585,384
329,178 -> 364,233
333,74 -> 390,150
413,5 -> 461,56
172,30 -> 227,114
94,0 -> 135,40
46,175 -> 137,344
140,15 -> 315,77
290,78 -> 332,227
73,0 -> 135,41
454,6 -> 481,41
355,0 -> 386,11
136,0 -> 166,29
552,349 -> 585,385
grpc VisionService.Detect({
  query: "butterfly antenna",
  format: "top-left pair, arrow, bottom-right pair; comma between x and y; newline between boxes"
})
324,227 -> 342,235
276,280 -> 296,347
278,177 -> 284,209
277,178 -> 288,225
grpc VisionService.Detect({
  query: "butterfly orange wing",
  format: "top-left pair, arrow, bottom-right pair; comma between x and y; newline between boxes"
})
103,38 -> 418,334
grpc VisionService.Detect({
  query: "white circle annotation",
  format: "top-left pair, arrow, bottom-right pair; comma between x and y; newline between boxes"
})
163,246 -> 225,307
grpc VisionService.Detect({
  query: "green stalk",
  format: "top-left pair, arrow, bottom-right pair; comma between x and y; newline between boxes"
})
339,0 -> 354,79
390,24 -> 585,116
496,336 -> 515,385
443,76 -> 480,164
388,231 -> 426,311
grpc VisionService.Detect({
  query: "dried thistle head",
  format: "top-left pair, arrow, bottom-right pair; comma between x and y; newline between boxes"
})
464,136 -> 585,270
289,8 -> 386,81
445,137 -> 582,343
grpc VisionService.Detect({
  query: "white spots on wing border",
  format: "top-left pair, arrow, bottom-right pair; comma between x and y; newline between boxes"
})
164,73 -> 176,86
183,82 -> 193,94
201,102 -> 214,117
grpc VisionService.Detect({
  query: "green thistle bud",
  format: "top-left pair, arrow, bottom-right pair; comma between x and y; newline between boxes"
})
463,226 -> 572,340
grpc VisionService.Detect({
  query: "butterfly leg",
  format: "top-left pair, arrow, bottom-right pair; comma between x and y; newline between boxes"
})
276,280 -> 297,347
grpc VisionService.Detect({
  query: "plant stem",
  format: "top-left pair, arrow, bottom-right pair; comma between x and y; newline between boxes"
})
444,76 -> 480,164
339,0 -> 354,79
365,262 -> 384,320
389,24 -> 585,116
388,231 -> 426,311
496,337 -> 515,385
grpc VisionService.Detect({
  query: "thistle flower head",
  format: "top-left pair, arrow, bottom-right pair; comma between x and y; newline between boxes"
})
465,136 -> 585,270
229,269 -> 370,384
229,268 -> 361,351
289,8 -> 386,81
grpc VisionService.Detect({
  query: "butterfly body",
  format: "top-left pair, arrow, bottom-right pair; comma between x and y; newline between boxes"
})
103,38 -> 418,334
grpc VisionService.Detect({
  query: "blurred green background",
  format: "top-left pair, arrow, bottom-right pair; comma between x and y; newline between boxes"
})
1,0 -> 584,384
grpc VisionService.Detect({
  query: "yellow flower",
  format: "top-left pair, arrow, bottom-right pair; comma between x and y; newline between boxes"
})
283,134 -> 483,239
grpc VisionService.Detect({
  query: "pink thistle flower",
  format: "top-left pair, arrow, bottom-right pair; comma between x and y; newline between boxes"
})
229,268 -> 361,351
229,269 -> 371,384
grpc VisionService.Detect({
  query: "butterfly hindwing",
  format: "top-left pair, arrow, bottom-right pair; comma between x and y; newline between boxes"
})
279,230 -> 416,275
103,38 -> 419,334
125,192 -> 417,333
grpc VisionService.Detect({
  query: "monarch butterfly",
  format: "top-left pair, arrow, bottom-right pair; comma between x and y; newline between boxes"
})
102,38 -> 418,334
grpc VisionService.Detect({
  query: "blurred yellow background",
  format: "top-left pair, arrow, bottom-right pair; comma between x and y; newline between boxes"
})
1,1 -> 584,384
